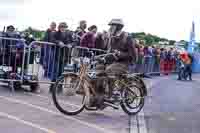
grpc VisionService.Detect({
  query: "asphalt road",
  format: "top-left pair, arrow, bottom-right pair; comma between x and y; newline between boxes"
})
143,74 -> 200,133
0,74 -> 199,133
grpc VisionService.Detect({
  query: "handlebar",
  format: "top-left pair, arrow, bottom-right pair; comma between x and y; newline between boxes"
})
73,52 -> 116,66
92,53 -> 118,65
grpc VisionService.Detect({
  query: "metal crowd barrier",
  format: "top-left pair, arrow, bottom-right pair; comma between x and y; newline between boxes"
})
0,37 -> 27,91
26,41 -> 66,84
134,55 -> 178,75
26,41 -> 107,85
0,37 -> 179,92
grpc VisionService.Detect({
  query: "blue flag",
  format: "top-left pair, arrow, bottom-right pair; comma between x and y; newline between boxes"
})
187,21 -> 200,72
187,21 -> 196,53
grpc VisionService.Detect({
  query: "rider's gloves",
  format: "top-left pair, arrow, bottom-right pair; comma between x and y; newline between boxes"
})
114,50 -> 121,56
113,50 -> 121,60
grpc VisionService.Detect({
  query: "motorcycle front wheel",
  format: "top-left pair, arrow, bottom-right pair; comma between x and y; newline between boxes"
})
121,85 -> 144,115
52,73 -> 85,116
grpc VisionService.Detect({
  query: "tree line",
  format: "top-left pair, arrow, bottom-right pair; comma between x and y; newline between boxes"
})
23,27 -> 200,47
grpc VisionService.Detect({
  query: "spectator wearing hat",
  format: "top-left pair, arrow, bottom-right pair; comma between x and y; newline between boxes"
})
40,22 -> 57,79
49,22 -> 73,93
44,22 -> 57,42
2,25 -> 22,72
6,25 -> 15,33
55,22 -> 73,45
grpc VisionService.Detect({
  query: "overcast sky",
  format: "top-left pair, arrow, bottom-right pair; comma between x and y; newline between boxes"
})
0,0 -> 199,41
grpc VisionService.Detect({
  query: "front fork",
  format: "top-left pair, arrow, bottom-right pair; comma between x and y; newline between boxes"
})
82,78 -> 96,106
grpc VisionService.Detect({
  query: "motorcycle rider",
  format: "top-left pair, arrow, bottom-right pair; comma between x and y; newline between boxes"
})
88,19 -> 137,108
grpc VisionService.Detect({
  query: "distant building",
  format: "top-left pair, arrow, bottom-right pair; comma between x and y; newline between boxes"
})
175,42 -> 185,46
158,41 -> 169,45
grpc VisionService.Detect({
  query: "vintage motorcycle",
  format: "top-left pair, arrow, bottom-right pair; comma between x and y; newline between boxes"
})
52,51 -> 148,116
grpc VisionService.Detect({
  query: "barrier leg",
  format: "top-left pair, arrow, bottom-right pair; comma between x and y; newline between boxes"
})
9,81 -> 15,93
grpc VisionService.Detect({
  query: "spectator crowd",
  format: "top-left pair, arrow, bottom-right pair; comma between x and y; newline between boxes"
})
0,20 -> 193,84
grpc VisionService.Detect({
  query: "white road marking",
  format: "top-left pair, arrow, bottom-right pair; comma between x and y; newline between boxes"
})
0,95 -> 115,133
26,92 -> 80,108
131,77 -> 168,133
26,77 -> 169,133
138,109 -> 147,133
129,115 -> 138,133
0,111 -> 56,133
24,92 -> 120,114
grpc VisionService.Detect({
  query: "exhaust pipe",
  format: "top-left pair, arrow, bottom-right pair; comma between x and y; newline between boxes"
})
104,101 -> 119,110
